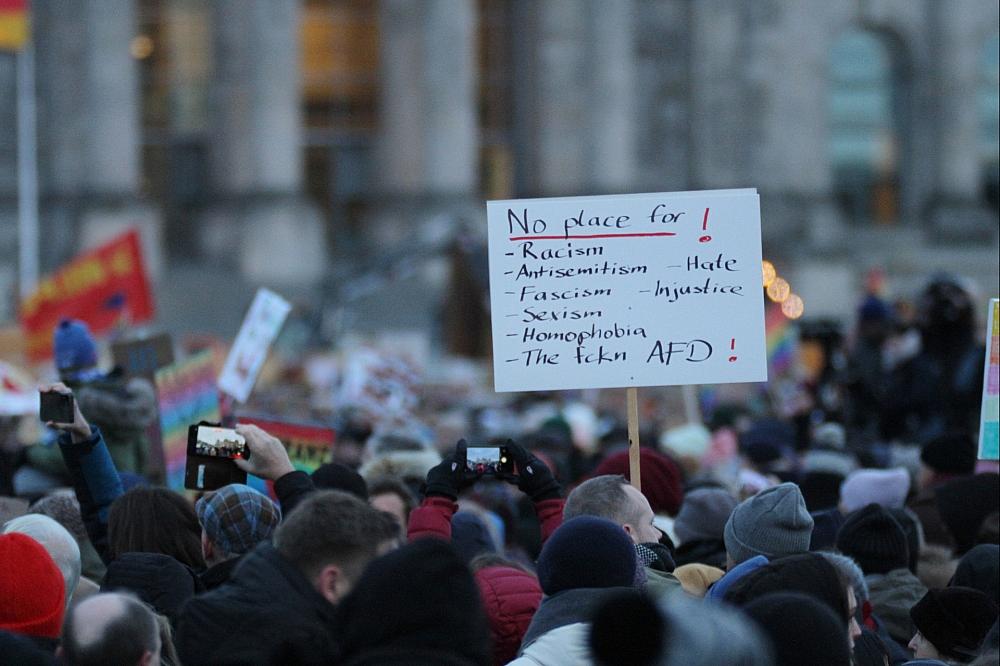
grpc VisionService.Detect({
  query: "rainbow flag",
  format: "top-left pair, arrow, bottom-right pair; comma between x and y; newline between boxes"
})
0,0 -> 28,51
765,303 -> 797,376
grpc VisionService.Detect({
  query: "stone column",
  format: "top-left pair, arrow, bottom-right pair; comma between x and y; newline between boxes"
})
513,0 -> 636,196
34,0 -> 162,276
204,0 -> 325,285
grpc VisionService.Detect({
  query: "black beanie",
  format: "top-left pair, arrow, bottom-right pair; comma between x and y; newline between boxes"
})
951,544 -> 1000,602
935,473 -> 1000,555
724,553 -> 849,624
835,504 -> 909,575
920,433 -> 977,475
536,516 -> 636,595
910,586 -> 999,661
887,508 -> 921,573
743,591 -> 852,666
311,463 -> 368,500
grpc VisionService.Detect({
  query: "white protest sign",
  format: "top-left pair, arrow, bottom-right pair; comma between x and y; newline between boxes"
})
218,288 -> 292,403
487,189 -> 767,392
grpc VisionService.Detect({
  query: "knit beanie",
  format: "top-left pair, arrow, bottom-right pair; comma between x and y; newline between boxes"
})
723,553 -> 848,624
311,463 -> 368,500
887,507 -> 922,573
592,448 -> 683,516
910,587 -> 999,661
0,533 -> 66,639
536,516 -> 636,595
743,592 -> 852,666
835,503 -> 909,575
839,468 -> 910,513
935,472 -> 1000,555
53,319 -> 98,373
674,488 -> 737,545
921,433 -> 977,476
195,484 -> 281,556
724,482 -> 814,564
951,544 -> 999,601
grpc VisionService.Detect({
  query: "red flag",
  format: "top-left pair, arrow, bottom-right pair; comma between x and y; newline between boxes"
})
19,229 -> 155,363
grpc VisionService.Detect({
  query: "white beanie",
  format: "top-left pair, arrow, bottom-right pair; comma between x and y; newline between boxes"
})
839,468 -> 910,514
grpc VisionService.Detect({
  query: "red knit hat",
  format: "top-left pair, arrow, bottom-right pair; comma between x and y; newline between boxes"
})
593,448 -> 683,517
0,533 -> 66,639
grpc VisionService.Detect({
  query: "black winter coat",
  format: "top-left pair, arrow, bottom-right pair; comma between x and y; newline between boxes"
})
176,543 -> 340,666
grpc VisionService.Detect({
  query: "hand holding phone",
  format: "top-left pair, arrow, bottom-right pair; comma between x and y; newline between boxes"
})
465,446 -> 515,477
39,383 -> 91,443
185,423 -> 250,491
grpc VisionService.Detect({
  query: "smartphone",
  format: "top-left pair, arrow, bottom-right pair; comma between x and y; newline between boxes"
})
184,424 -> 249,491
465,446 -> 514,476
40,391 -> 75,423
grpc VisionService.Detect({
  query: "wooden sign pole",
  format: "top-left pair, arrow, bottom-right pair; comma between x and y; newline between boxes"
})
626,387 -> 641,491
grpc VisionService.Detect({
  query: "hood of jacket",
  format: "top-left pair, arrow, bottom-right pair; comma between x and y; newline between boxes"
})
866,568 -> 928,644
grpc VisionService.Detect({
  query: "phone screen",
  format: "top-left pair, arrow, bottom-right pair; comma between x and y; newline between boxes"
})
194,426 -> 248,459
466,447 -> 511,475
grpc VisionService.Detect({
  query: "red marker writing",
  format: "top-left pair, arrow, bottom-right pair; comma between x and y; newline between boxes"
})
699,208 -> 711,243
728,338 -> 737,362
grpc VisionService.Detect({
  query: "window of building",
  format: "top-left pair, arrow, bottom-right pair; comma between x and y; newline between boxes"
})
980,35 -> 1000,211
828,29 -> 900,225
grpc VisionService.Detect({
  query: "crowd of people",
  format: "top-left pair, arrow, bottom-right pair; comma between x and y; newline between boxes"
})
0,276 -> 997,665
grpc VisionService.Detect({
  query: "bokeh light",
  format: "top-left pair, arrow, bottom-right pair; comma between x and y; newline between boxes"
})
130,35 -> 154,59
766,277 -> 791,303
762,260 -> 776,287
782,293 -> 804,319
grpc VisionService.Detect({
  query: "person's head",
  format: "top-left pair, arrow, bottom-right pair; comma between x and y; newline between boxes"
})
0,533 -> 65,639
673,487 -> 738,546
53,319 -> 98,380
919,433 -> 977,489
310,463 -> 368,500
836,503 -> 910,575
536,516 -> 637,595
60,592 -> 160,666
724,482 -> 814,567
195,484 -> 281,566
951,544 -> 1000,601
591,448 -> 683,517
4,514 -> 81,605
273,490 -> 386,605
564,475 -> 662,544
108,488 -> 204,570
742,592 -> 853,666
838,468 -> 910,514
909,587 -> 999,663
725,552 -> 859,651
368,476 -> 417,532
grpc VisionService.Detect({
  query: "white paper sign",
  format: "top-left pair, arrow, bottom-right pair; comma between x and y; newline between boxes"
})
487,189 -> 767,392
218,288 -> 292,402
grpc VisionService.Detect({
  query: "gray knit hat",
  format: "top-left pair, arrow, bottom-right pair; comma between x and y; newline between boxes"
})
674,488 -> 738,545
724,482 -> 814,564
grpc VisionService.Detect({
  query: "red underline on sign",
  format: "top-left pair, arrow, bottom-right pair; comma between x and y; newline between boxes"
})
508,232 -> 678,241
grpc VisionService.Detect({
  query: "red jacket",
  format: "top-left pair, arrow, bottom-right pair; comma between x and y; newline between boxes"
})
474,566 -> 542,666
407,496 -> 566,544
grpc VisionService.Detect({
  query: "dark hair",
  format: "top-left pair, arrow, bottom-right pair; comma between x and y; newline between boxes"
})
274,490 -> 383,582
108,487 -> 205,570
62,593 -> 158,666
563,475 -> 633,525
368,476 -> 417,521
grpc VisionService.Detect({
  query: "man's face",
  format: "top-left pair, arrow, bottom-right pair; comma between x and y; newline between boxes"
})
908,630 -> 940,659
621,484 -> 662,544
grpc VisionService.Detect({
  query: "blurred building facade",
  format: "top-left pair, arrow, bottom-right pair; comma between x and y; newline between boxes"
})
0,0 -> 997,335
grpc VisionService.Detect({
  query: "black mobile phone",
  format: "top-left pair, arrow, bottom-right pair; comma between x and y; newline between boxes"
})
184,423 -> 249,491
39,391 -> 75,423
465,446 -> 514,476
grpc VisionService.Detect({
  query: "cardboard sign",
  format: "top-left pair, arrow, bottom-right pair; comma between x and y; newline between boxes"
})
20,229 -> 155,363
487,189 -> 767,392
979,298 -> 1000,461
218,289 -> 292,403
156,351 -> 221,490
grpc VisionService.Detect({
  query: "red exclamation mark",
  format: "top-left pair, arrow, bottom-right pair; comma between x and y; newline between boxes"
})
699,208 -> 711,243
728,338 -> 737,362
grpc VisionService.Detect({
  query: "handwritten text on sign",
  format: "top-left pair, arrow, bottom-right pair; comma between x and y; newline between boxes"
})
487,189 -> 767,392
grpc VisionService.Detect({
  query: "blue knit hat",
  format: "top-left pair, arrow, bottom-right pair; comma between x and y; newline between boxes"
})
53,319 -> 97,373
535,516 -> 636,595
195,484 -> 281,556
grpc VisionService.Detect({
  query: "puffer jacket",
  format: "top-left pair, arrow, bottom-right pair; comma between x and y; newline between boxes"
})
474,566 -> 542,666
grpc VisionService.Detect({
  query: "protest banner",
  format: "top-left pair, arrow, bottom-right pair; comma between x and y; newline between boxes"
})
338,348 -> 420,419
487,189 -> 767,487
979,298 -> 999,461
238,415 -> 335,474
112,333 -> 175,480
0,360 -> 36,416
156,351 -> 221,490
19,229 -> 154,363
218,289 -> 292,403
